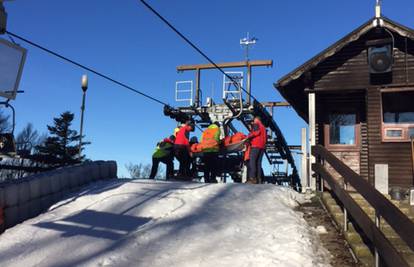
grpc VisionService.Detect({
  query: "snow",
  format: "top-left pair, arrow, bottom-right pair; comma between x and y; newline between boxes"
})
0,180 -> 331,267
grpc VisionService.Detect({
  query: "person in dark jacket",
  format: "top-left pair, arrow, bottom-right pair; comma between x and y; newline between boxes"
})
246,116 -> 267,184
174,120 -> 194,178
149,135 -> 175,179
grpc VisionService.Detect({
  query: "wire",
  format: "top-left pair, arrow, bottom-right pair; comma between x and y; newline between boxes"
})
5,31 -> 169,106
138,0 -> 258,103
6,33 -> 17,45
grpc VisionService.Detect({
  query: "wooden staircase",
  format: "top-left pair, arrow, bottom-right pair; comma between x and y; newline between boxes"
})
322,191 -> 414,266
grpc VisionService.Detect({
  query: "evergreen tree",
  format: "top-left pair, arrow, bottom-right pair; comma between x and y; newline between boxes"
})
36,111 -> 89,166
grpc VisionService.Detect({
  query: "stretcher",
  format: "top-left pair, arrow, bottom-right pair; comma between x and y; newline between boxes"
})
190,133 -> 248,157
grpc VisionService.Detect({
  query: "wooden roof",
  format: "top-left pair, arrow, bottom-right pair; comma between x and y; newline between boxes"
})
274,16 -> 414,121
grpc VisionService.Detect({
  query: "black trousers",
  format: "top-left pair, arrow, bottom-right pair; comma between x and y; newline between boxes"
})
248,147 -> 264,183
174,145 -> 191,177
203,152 -> 218,183
149,156 -> 174,179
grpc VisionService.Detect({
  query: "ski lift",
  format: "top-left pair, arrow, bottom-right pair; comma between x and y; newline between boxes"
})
0,99 -> 16,157
0,37 -> 27,158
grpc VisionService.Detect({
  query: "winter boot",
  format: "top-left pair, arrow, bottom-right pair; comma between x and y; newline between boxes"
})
245,178 -> 257,184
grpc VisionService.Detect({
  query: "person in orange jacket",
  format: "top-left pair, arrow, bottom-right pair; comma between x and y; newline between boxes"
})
174,120 -> 194,178
246,116 -> 267,184
201,121 -> 221,183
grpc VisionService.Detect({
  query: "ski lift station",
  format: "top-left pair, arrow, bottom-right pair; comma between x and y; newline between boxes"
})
1,1 -> 414,266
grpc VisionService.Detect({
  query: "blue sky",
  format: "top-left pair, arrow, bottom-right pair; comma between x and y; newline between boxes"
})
3,0 -> 414,177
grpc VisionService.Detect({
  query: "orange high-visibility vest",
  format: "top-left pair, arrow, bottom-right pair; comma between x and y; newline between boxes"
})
201,124 -> 220,152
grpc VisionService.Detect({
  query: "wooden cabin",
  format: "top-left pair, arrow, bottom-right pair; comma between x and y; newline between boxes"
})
276,17 -> 414,190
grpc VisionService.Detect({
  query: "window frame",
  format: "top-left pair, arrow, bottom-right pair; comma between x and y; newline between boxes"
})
324,111 -> 361,151
381,88 -> 414,143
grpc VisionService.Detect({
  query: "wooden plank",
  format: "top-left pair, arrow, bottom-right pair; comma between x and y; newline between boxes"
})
313,162 -> 409,267
177,60 -> 273,71
312,145 -> 414,252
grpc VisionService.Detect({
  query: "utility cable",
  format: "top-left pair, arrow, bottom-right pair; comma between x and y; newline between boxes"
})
138,0 -> 259,103
5,31 -> 169,106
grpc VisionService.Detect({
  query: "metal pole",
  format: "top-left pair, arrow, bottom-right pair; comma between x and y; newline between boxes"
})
79,91 -> 86,158
195,68 -> 200,107
308,91 -> 316,191
301,128 -> 307,193
0,2 -> 7,35
247,64 -> 252,105
79,75 -> 88,159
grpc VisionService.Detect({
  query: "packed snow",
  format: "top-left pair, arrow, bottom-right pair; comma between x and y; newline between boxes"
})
0,179 -> 331,267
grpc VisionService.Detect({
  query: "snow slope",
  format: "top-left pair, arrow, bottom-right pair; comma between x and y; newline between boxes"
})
0,180 -> 331,267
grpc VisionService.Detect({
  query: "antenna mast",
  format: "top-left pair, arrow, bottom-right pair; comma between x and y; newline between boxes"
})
240,33 -> 257,61
375,0 -> 382,18
373,0 -> 384,27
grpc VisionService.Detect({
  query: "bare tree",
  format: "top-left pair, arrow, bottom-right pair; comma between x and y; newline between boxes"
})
16,123 -> 43,154
0,110 -> 10,133
125,162 -> 164,179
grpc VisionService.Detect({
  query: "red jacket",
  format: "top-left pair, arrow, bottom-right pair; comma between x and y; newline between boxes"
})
175,125 -> 192,146
248,120 -> 267,149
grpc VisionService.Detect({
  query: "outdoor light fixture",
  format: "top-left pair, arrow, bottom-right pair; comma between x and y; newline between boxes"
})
0,38 -> 27,100
79,74 -> 88,158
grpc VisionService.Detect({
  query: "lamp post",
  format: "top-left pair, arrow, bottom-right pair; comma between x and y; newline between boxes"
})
78,74 -> 88,159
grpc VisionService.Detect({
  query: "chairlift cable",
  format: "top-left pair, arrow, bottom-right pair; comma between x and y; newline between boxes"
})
5,31 -> 169,107
138,0 -> 259,103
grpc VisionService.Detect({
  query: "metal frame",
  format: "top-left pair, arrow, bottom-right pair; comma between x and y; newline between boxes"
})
222,71 -> 243,100
175,80 -> 193,106
0,38 -> 27,100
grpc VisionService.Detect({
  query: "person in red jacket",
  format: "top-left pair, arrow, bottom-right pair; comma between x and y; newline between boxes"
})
246,116 -> 267,184
174,120 -> 194,178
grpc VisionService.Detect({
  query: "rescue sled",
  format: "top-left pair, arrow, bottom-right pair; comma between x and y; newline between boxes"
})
190,132 -> 247,157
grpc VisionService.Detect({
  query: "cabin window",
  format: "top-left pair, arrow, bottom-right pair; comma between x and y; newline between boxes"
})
382,91 -> 414,142
329,113 -> 357,145
409,128 -> 414,139
382,91 -> 414,124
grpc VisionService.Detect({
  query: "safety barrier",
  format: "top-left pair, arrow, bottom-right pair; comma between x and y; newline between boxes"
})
312,145 -> 414,267
0,160 -> 117,233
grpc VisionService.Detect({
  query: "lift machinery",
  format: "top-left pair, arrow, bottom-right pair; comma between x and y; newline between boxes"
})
164,60 -> 301,191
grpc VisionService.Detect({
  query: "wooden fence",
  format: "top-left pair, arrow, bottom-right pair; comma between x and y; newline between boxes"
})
312,145 -> 414,267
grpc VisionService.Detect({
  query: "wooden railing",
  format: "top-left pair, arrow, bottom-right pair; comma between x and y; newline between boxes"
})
312,145 -> 414,267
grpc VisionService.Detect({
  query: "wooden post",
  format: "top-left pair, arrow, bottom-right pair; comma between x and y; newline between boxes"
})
308,91 -> 316,191
375,210 -> 381,267
301,128 -> 308,192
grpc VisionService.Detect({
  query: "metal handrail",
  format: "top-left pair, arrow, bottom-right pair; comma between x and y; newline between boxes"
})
312,144 -> 414,267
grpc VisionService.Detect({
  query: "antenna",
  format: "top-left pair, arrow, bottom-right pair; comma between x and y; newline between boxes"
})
375,0 -> 382,18
373,0 -> 384,27
240,32 -> 258,61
